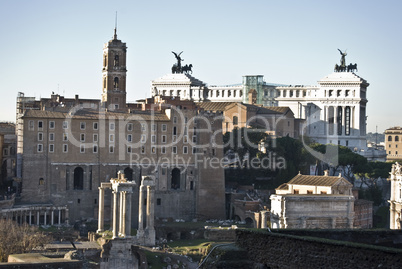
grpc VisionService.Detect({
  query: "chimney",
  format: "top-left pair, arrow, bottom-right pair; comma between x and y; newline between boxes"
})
324,170 -> 329,176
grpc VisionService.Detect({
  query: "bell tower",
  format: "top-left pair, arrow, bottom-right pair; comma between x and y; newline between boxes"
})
101,26 -> 127,111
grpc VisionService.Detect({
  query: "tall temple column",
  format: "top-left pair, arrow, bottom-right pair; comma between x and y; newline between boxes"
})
44,210 -> 47,225
65,208 -> 69,225
120,191 -> 127,238
125,191 -> 132,237
137,185 -> 145,236
37,211 -> 40,226
119,190 -> 124,236
112,190 -> 119,239
29,211 -> 32,225
146,185 -> 155,231
97,187 -> 105,233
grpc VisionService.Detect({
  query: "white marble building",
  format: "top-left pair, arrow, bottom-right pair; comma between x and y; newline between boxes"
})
150,59 -> 369,152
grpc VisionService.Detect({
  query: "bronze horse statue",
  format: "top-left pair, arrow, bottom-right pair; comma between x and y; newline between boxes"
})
347,63 -> 358,72
182,64 -> 193,74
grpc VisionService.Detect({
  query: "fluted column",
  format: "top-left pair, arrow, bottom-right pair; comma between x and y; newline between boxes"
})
137,185 -> 145,236
125,191 -> 132,237
112,191 -> 119,239
97,187 -> 105,233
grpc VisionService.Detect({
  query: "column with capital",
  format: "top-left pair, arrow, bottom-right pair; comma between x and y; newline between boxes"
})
97,187 -> 105,233
51,209 -> 54,226
112,191 -> 119,239
58,209 -> 61,226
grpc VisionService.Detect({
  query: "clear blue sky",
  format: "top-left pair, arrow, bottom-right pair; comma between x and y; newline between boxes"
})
0,0 -> 401,133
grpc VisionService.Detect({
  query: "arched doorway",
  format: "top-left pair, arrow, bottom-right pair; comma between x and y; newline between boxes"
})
73,167 -> 84,190
171,168 -> 180,190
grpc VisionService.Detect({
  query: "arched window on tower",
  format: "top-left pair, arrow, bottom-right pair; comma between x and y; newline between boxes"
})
114,77 -> 119,89
114,55 -> 119,67
388,136 -> 393,142
73,167 -> 84,190
171,168 -> 180,190
396,136 -> 400,142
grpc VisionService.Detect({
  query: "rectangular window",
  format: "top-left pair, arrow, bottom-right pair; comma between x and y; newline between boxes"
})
151,135 -> 156,143
127,134 -> 132,142
63,144 -> 68,153
80,122 -> 86,130
161,146 -> 166,154
141,146 -> 145,154
192,147 -> 196,154
37,144 -> 43,152
183,146 -> 188,154
307,190 -> 313,194
162,135 -> 167,143
109,134 -> 114,142
38,132 -> 43,141
93,122 -> 98,130
62,121 -> 68,129
141,135 -> 146,143
151,146 -> 156,154
109,123 -> 115,130
173,117 -> 177,124
141,124 -> 146,132
93,144 -> 98,153
173,126 -> 177,135
192,136 -> 197,143
80,144 -> 85,153
157,198 -> 161,206
109,145 -> 114,153
183,135 -> 188,143
93,134 -> 98,142
172,146 -> 177,154
152,124 -> 157,132
29,120 -> 34,131
127,123 -> 133,131
38,121 -> 43,130
127,146 -> 132,153
80,133 -> 85,142
49,144 -> 54,152
294,190 -> 299,194
49,133 -> 54,141
162,124 -> 167,132
49,121 -> 55,129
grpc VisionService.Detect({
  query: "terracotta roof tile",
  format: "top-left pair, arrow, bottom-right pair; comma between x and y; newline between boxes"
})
287,174 -> 352,187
